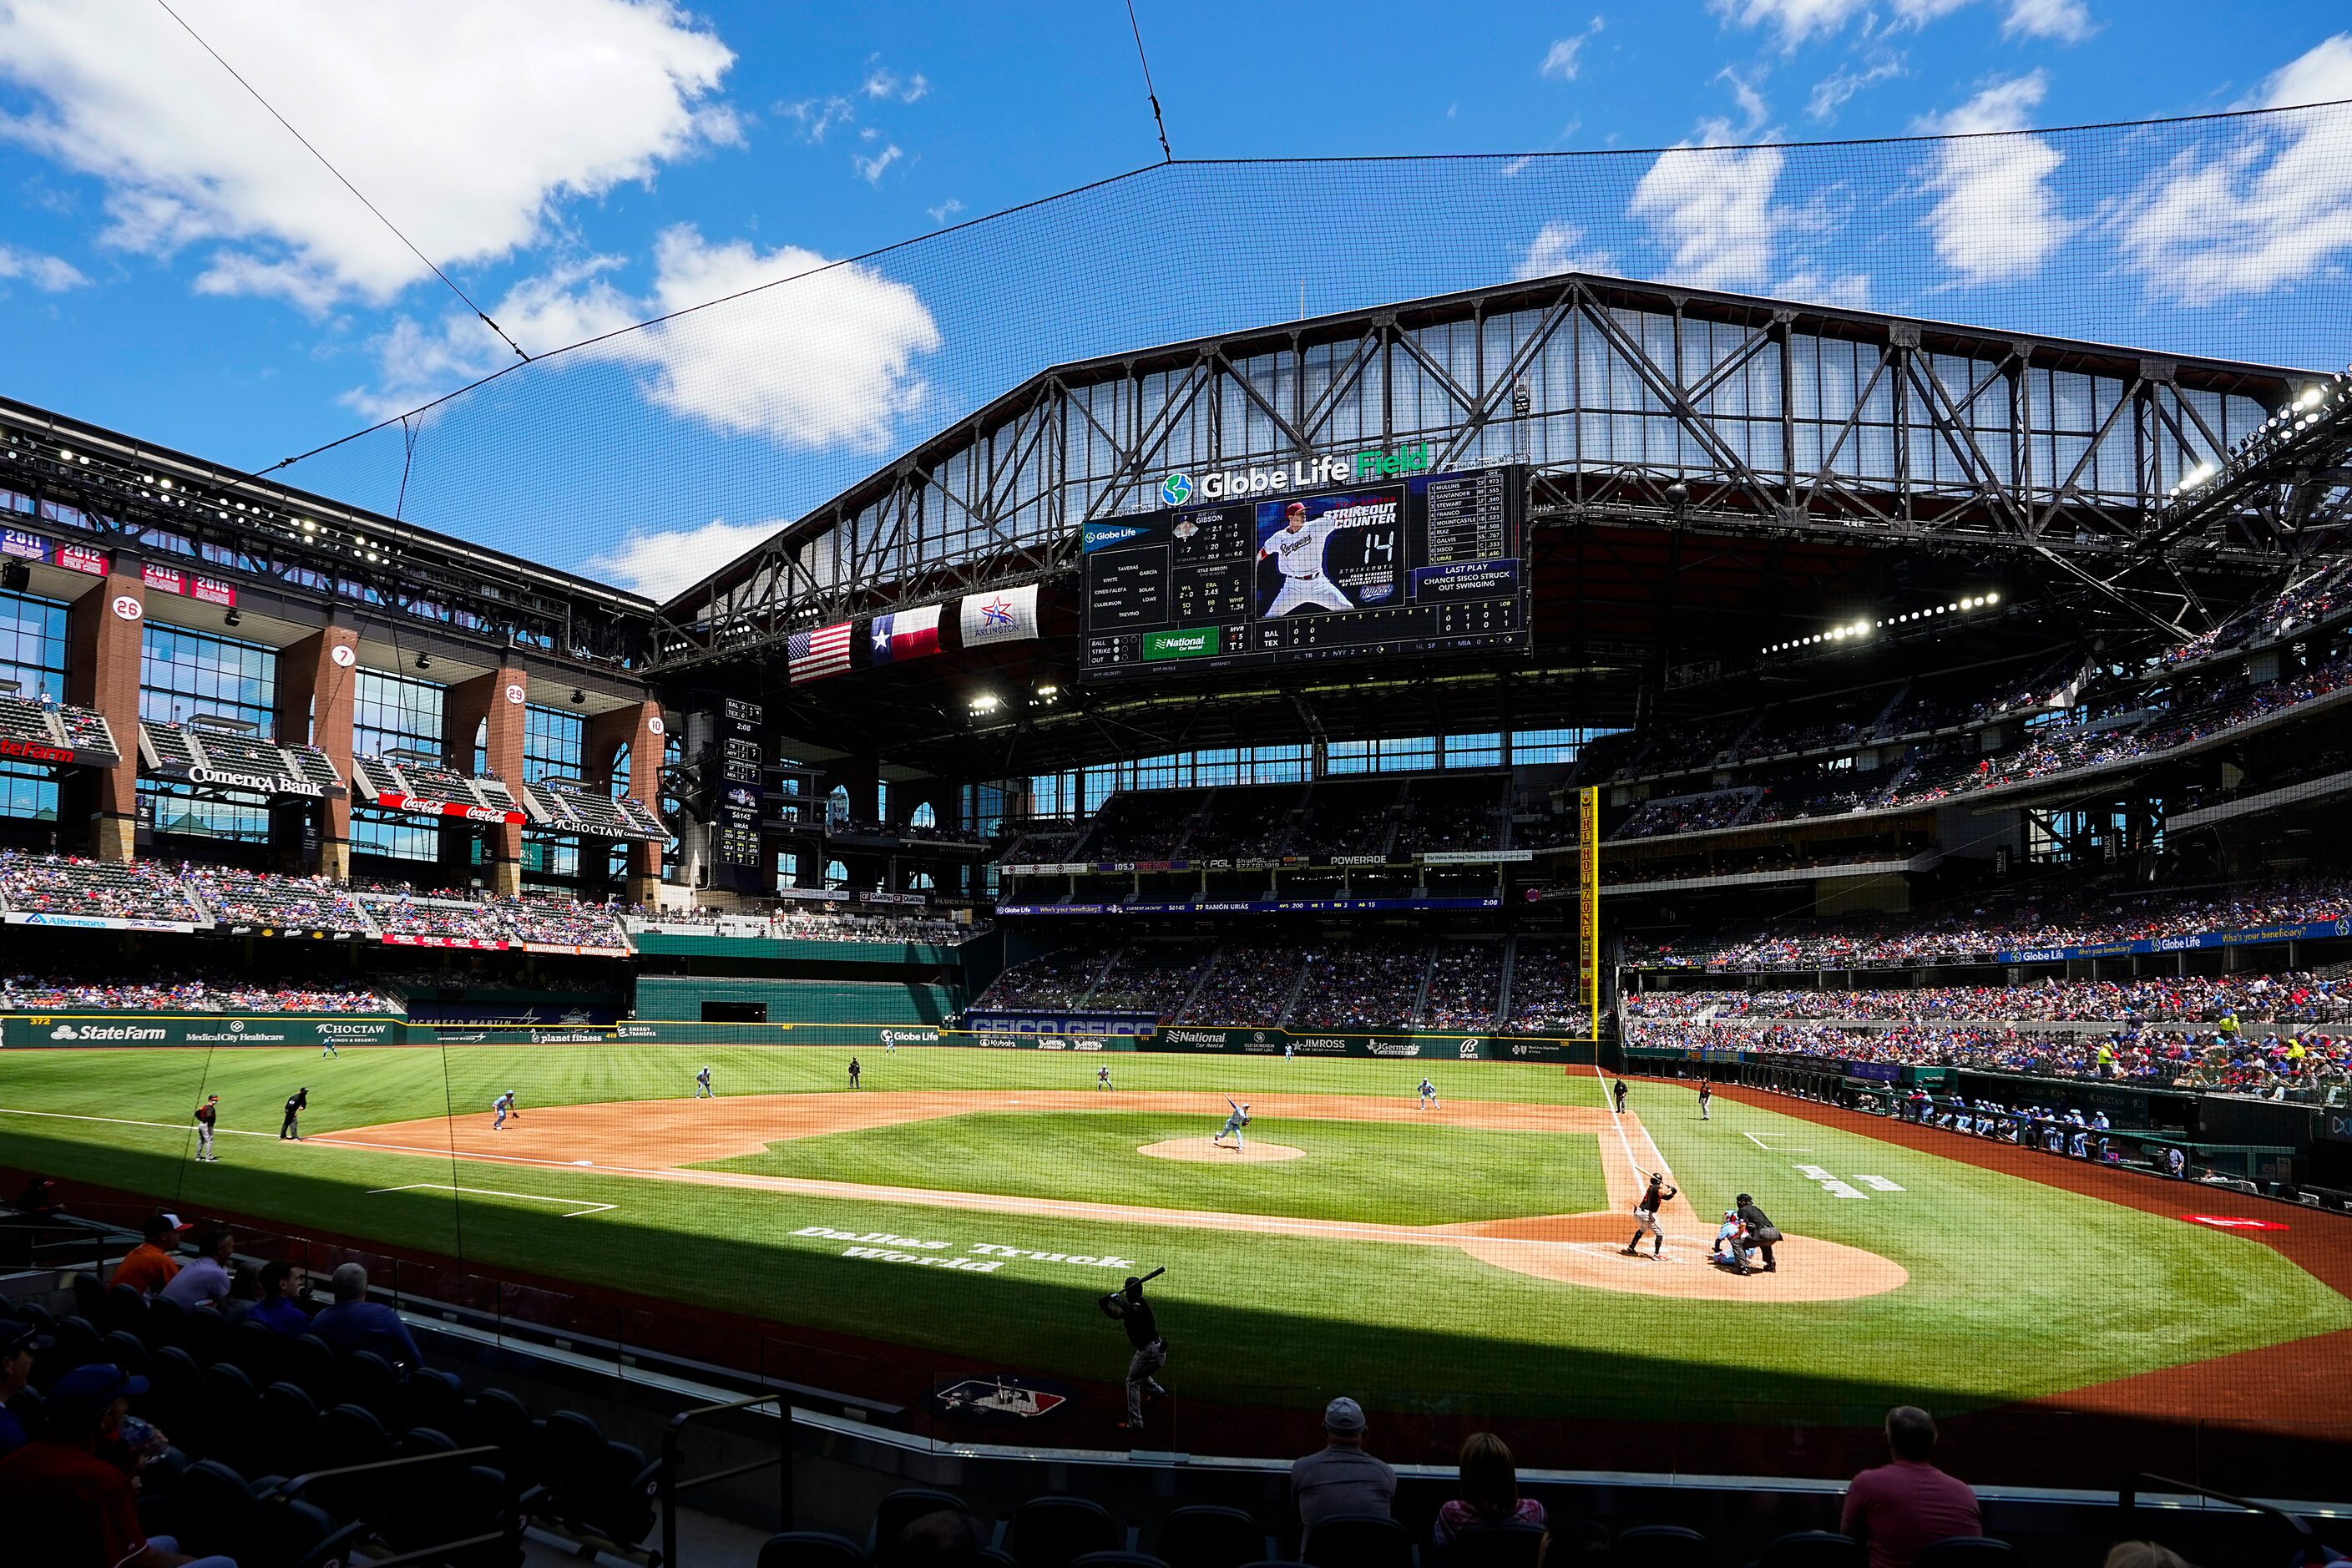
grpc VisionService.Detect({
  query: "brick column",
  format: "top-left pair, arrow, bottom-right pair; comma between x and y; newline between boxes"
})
66,573 -> 146,861
586,699 -> 665,906
277,626 -> 359,879
443,665 -> 529,895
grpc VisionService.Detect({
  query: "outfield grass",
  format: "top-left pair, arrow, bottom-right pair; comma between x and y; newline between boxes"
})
697,1110 -> 1608,1226
0,1044 -> 2344,1424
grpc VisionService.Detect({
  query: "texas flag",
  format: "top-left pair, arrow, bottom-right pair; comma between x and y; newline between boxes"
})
867,604 -> 942,666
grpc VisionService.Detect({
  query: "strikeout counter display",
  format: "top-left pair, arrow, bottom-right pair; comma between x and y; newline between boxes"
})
1080,456 -> 1529,680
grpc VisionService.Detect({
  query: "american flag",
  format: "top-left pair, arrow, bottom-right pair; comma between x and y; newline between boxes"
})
788,621 -> 853,683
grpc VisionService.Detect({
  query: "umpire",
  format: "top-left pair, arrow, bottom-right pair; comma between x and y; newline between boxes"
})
1735,1192 -> 1781,1274
1097,1274 -> 1168,1433
281,1086 -> 309,1141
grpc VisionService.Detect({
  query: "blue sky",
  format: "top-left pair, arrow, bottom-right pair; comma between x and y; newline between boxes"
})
2,1 -> 2349,599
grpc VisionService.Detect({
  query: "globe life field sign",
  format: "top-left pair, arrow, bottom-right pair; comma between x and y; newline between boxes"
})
1082,459 -> 1530,682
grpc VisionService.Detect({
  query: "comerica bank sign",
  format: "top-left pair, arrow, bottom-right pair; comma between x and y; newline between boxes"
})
1160,443 -> 1433,505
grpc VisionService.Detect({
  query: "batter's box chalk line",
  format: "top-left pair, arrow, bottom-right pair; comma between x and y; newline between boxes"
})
1571,1241 -> 1695,1265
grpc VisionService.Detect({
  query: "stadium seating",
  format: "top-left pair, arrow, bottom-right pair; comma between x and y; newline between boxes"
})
0,852 -> 203,923
184,865 -> 376,935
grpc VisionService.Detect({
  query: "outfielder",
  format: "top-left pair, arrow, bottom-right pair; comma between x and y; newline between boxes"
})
321,1037 -> 339,1060
695,1065 -> 714,1099
1211,1096 -> 1250,1151
193,1095 -> 219,1163
1097,1271 -> 1168,1432
1417,1076 -> 1439,1110
1257,500 -> 1362,617
1621,1169 -> 1677,1259
493,1090 -> 517,1130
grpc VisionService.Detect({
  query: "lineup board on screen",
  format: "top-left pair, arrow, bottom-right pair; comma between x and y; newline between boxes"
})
1080,463 -> 1529,680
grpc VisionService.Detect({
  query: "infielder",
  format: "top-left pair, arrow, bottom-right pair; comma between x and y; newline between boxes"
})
1621,1170 -> 1677,1259
1211,1096 -> 1250,1151
492,1090 -> 517,1130
1096,1272 -> 1168,1431
1096,1064 -> 1113,1091
695,1065 -> 714,1099
1257,500 -> 1363,616
1697,1082 -> 1712,1120
193,1095 -> 220,1163
1417,1076 -> 1439,1110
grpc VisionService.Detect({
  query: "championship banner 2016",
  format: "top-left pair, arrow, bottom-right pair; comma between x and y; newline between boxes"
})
1577,785 -> 1599,1041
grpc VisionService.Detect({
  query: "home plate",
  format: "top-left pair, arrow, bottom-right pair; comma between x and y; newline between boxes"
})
1136,1139 -> 1304,1163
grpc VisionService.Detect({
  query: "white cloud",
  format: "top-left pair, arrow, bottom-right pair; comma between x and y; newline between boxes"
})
2118,37 -> 2352,304
1540,37 -> 1586,80
1629,123 -> 1786,291
347,225 -> 942,453
853,144 -> 904,185
1778,268 -> 1870,306
1917,73 -> 2074,285
2002,0 -> 2095,42
1515,220 -> 1616,281
862,64 -> 928,103
588,516 -> 783,598
928,198 -> 966,225
1808,54 -> 1905,122
1714,0 -> 2049,48
1717,67 -> 1770,134
0,0 -> 739,308
0,245 -> 89,291
782,95 -> 857,143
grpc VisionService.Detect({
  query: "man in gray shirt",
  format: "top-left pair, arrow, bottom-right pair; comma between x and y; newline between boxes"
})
1289,1396 -> 1396,1545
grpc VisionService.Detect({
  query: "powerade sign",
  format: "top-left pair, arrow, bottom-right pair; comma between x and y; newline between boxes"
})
1998,918 -> 2352,964
1158,444 -> 1430,505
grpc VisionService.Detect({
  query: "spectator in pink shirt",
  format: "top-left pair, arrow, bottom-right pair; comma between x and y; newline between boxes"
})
1841,1406 -> 1981,1568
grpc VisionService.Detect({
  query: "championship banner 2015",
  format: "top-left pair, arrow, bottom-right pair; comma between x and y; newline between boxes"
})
1577,786 -> 1599,1041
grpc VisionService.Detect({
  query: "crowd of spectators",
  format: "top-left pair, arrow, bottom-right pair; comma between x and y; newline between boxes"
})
1504,939 -> 1591,1035
2162,559 -> 2352,667
627,905 -> 976,944
1179,945 -> 1307,1025
1,972 -> 398,1013
1287,936 -> 1425,1030
0,854 -> 203,923
975,950 -> 1105,1010
1630,873 -> 2352,971
182,867 -> 372,935
1625,972 -> 2352,1025
1085,942 -> 1215,1017
493,897 -> 630,949
1419,942 -> 1503,1030
1627,1016 -> 2350,1100
1612,788 -> 1758,840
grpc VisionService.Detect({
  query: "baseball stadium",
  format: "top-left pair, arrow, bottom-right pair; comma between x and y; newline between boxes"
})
4,18 -> 2352,1565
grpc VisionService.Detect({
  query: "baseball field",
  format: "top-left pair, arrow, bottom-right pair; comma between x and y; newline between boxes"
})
1,1040 -> 2347,1468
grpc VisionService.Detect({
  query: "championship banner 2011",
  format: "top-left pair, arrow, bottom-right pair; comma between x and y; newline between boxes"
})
1577,785 -> 1599,1041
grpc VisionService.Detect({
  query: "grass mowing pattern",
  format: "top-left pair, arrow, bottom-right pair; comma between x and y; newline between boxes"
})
695,1110 -> 1607,1226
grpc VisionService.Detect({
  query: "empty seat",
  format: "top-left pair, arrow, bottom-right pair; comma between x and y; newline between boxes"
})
230,1319 -> 284,1386
761,1531 -> 873,1568
1070,1555 -> 1168,1568
1911,1540 -> 2018,1567
140,1345 -> 206,1446
255,1382 -> 323,1481
144,1294 -> 189,1351
1160,1505 -> 1267,1568
167,1458 -> 266,1560
200,1362 -> 260,1469
99,1329 -> 149,1377
72,1272 -> 106,1323
539,1409 -> 660,1549
1009,1496 -> 1120,1568
285,1334 -> 345,1407
1614,1523 -> 1713,1568
1455,1523 -> 1549,1568
345,1348 -> 406,1429
465,1383 -> 541,1504
1756,1531 -> 1869,1568
1303,1514 -> 1413,1568
47,1315 -> 103,1377
106,1282 -> 152,1338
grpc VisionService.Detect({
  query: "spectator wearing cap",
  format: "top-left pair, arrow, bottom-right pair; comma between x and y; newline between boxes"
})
1841,1405 -> 1980,1568
160,1229 -> 235,1313
0,1321 -> 53,1456
0,1362 -> 235,1567
247,1262 -> 312,1337
1289,1394 -> 1397,1546
111,1214 -> 188,1296
310,1262 -> 422,1366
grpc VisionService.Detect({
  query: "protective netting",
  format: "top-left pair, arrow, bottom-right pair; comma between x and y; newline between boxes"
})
278,102 -> 2352,595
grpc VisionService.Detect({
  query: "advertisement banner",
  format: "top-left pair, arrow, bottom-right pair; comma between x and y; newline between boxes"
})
1996,918 -> 2352,964
372,792 -> 525,824
962,1009 -> 1161,1038
3,1014 -> 403,1049
379,933 -> 508,951
4,912 -> 205,934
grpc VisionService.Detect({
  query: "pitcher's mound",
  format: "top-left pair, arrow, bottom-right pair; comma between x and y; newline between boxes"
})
1137,1138 -> 1305,1164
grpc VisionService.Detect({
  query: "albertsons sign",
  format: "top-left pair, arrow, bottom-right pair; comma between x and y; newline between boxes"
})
1161,443 -> 1432,504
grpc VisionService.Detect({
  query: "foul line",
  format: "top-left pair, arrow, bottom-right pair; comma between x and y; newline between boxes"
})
0,1105 -> 286,1138
367,1182 -> 615,1219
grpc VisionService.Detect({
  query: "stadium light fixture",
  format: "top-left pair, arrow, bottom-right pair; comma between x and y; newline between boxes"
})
57,447 -> 71,460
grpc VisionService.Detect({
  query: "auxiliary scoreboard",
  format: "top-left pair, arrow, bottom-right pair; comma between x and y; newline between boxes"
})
1080,463 -> 1529,680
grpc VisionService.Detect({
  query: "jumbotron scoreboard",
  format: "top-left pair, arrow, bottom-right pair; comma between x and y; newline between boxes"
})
1080,459 -> 1530,680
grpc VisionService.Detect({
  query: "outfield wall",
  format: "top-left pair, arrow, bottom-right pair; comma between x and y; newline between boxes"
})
0,1010 -> 1596,1061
